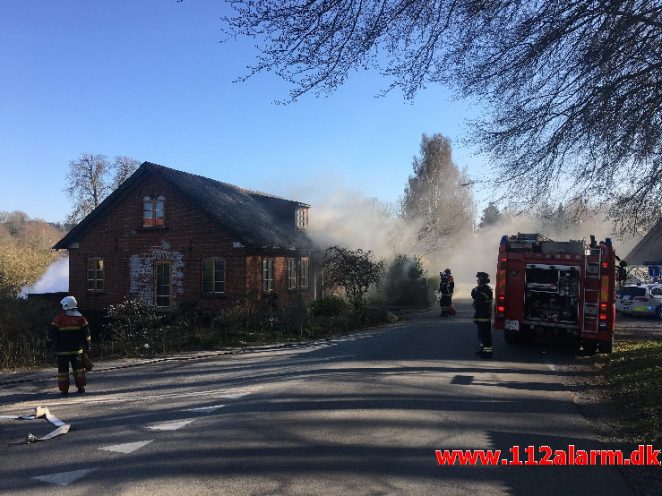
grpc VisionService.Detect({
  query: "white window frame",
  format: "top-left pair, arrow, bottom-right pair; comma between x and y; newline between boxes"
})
300,257 -> 309,289
87,258 -> 104,292
262,258 -> 274,292
154,261 -> 172,307
287,258 -> 297,289
295,208 -> 308,230
202,257 -> 225,294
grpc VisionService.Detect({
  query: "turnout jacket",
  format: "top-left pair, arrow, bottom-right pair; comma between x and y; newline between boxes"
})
439,275 -> 455,295
48,310 -> 91,356
471,284 -> 493,322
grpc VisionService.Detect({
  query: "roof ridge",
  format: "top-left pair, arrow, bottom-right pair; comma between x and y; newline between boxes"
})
144,161 -> 305,204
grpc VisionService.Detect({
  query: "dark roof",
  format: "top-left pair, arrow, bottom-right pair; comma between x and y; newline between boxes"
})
624,218 -> 662,265
54,162 -> 312,251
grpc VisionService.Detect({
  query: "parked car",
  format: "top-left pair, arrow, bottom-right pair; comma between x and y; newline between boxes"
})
616,284 -> 662,319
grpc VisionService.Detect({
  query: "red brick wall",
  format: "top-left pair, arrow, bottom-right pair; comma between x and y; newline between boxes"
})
246,255 -> 313,309
66,174 -> 312,313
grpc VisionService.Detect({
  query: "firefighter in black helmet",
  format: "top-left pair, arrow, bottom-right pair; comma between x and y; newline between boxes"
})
472,272 -> 493,358
439,268 -> 455,316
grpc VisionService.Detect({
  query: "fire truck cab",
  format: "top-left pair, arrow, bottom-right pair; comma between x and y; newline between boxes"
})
494,233 -> 616,354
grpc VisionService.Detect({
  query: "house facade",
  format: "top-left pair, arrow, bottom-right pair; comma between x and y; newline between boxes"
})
53,162 -> 314,313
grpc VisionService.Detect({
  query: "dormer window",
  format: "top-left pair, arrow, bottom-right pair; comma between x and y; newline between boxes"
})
143,195 -> 165,227
295,207 -> 308,230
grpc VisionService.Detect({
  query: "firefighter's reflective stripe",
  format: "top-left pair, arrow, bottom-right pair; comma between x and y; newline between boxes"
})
473,318 -> 491,322
55,350 -> 83,356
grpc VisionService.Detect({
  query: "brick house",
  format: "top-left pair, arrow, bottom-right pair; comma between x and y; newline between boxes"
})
53,162 -> 315,313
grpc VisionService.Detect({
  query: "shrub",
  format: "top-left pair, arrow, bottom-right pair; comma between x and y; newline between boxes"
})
104,298 -> 167,357
0,295 -> 55,369
310,296 -> 348,317
382,254 -> 429,307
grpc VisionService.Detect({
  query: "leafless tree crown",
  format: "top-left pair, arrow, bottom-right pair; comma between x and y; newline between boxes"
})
223,0 -> 662,231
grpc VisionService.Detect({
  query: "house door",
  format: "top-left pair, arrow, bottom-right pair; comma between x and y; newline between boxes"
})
155,261 -> 172,307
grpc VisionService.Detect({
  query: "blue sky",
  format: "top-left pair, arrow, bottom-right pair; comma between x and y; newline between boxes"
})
0,0 -> 488,224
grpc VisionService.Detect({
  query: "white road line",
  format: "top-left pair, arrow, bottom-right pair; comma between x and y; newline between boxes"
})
219,392 -> 251,400
100,440 -> 154,454
145,418 -> 196,431
0,388 -> 255,413
182,405 -> 226,413
32,468 -> 95,487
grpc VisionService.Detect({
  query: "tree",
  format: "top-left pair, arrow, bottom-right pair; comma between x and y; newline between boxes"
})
478,202 -> 502,229
382,254 -> 428,307
0,211 -> 63,297
321,245 -> 383,312
113,156 -> 141,189
222,1 -> 662,232
401,134 -> 474,255
65,154 -> 140,225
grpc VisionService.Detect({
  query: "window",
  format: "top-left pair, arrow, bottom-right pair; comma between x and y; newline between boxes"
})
202,258 -> 225,294
300,257 -> 309,289
287,258 -> 297,289
87,258 -> 104,292
262,258 -> 274,292
155,261 -> 172,307
143,195 -> 165,227
295,208 -> 308,230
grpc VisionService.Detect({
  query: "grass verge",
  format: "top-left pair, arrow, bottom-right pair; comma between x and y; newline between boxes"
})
602,340 -> 662,444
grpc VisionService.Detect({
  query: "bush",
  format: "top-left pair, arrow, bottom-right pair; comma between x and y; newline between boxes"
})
309,296 -> 348,317
103,298 -> 168,357
382,254 -> 429,307
0,295 -> 55,369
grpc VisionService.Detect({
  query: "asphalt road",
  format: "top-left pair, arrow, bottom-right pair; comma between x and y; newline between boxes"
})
0,300 -> 638,495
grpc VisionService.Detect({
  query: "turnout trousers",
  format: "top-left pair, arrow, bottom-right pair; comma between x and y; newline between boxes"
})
56,353 -> 86,393
475,320 -> 493,354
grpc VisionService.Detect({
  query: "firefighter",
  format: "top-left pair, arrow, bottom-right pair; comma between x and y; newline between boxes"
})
439,268 -> 455,316
47,296 -> 91,396
617,260 -> 628,290
472,272 -> 493,358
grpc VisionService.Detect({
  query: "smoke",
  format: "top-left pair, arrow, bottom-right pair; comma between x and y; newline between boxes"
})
307,189 -> 423,260
24,256 -> 69,295
306,189 -> 642,299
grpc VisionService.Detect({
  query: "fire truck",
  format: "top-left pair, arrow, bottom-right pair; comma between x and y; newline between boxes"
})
493,233 -> 616,354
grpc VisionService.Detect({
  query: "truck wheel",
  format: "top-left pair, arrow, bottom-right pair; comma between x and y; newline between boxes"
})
598,338 -> 613,354
582,341 -> 598,355
504,330 -> 517,345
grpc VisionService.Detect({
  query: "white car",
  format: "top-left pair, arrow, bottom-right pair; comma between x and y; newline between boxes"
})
616,284 -> 662,319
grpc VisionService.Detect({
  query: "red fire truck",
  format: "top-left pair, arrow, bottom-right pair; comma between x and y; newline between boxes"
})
494,233 -> 616,354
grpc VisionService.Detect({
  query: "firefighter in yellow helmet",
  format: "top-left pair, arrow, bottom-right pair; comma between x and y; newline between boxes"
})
472,272 -> 493,358
47,296 -> 92,395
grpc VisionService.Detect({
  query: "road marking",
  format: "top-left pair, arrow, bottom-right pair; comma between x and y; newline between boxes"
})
183,405 -> 226,413
221,392 -> 251,400
0,388 -> 255,412
32,468 -> 95,486
146,418 -> 196,431
100,440 -> 154,454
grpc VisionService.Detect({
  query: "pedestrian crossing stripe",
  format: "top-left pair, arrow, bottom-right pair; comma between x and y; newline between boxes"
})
99,440 -> 154,453
32,468 -> 95,486
145,418 -> 196,431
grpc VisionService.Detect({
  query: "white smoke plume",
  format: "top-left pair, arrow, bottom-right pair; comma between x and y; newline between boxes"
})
305,189 -> 642,299
24,256 -> 69,294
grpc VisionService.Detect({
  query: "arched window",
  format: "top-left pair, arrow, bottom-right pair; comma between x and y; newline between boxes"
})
143,195 -> 165,227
